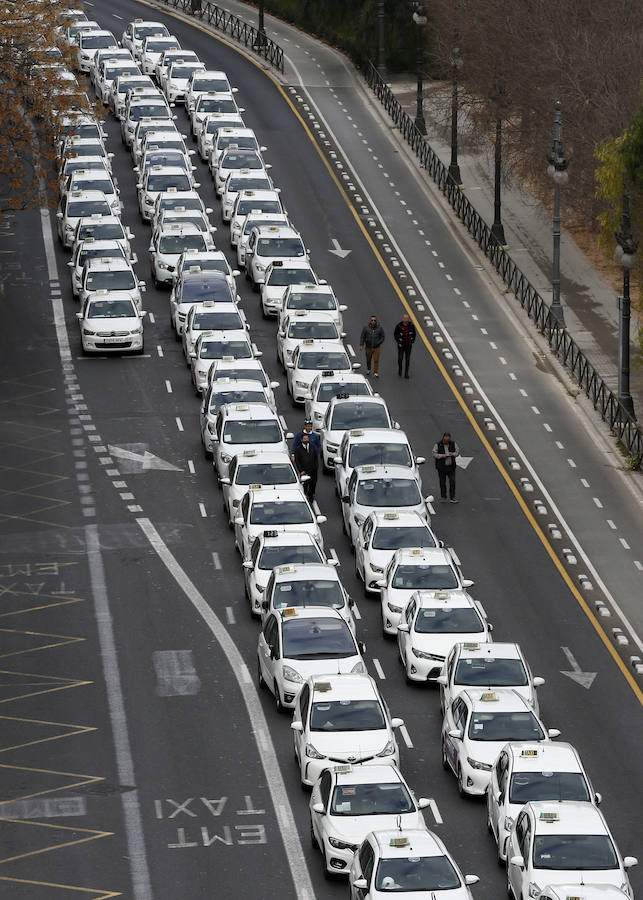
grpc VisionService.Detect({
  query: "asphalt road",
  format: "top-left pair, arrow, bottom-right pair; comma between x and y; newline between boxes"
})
0,2 -> 641,897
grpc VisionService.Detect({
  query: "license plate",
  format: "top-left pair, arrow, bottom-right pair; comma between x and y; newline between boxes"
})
102,337 -> 125,344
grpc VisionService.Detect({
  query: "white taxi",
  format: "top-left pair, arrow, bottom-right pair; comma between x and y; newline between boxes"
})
236,212 -> 289,267
109,74 -> 154,119
72,215 -> 134,257
506,802 -> 637,900
260,260 -> 319,317
201,380 -> 277,455
278,311 -> 343,370
246,225 -> 308,288
212,404 -> 290,480
189,91 -> 242,135
279,283 -> 346,330
294,675 -> 403,788
221,451 -> 299,523
163,60 -> 205,103
488,742 -> 601,864
310,764 -> 428,876
355,510 -> 438,596
230,189 -> 285,248
191,332 -> 258,394
182,301 -> 247,363
221,171 -> 274,221
242,530 -> 328,617
213,146 -> 268,196
149,224 -> 211,286
341,465 -> 432,547
121,97 -> 172,148
234,486 -> 324,559
438,641 -> 545,714
173,251 -> 239,296
68,239 -> 131,298
304,373 -> 373,429
378,547 -> 472,636
208,127 -> 263,174
196,111 -> 245,161
138,165 -> 197,221
319,396 -> 395,471
348,829 -> 479,898
77,293 -> 145,354
140,35 -> 180,76
95,58 -> 140,104
76,29 -> 117,72
260,564 -> 355,632
287,341 -> 358,405
334,428 -> 425,502
156,49 -> 200,91
121,20 -> 169,60
57,191 -> 115,247
151,190 -> 212,230
78,257 -> 145,308
257,608 -> 366,711
441,689 -> 559,797
63,170 -> 121,217
170,269 -> 237,334
184,68 -> 234,112
207,358 -> 278,407
397,589 -> 491,682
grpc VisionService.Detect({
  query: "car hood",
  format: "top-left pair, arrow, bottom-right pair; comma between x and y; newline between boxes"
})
329,810 -> 424,845
285,656 -> 362,680
411,630 -> 488,659
307,728 -> 392,761
89,315 -> 140,332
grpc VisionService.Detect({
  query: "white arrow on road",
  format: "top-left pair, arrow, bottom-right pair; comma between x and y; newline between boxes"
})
329,238 -> 351,259
560,646 -> 597,689
456,456 -> 473,469
108,444 -> 182,472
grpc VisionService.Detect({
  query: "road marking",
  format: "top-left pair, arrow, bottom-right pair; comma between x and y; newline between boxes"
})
211,552 -> 222,569
560,645 -> 597,689
620,538 -> 630,550
187,460 -> 195,474
581,478 -> 590,487
329,548 -> 339,565
519,388 -> 528,397
372,658 -> 385,679
226,607 -> 236,625
555,441 -> 564,449
353,604 -> 361,619
279,415 -> 287,429
634,560 -> 643,571
136,518 -> 315,900
157,345 -> 164,357
175,417 -> 184,432
427,798 -> 443,824
567,458 -> 576,468
347,343 -> 355,357
152,650 -> 201,696
148,312 -> 155,323
198,503 -> 207,518
399,724 -> 413,748
543,423 -> 552,432
593,497 -> 603,509
165,380 -> 172,394
531,406 -> 540,415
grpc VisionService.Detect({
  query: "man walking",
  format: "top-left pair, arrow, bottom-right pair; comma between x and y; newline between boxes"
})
394,313 -> 416,378
359,315 -> 385,377
432,431 -> 460,503
293,431 -> 319,502
291,418 -> 321,457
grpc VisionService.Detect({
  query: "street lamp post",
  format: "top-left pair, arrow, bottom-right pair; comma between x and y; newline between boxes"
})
615,188 -> 638,419
377,0 -> 387,80
448,43 -> 462,184
412,3 -> 427,136
255,0 -> 267,49
547,100 -> 569,327
490,118 -> 506,245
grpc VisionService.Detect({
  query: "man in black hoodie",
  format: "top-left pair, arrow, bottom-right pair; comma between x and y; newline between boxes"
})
393,313 -> 416,378
359,315 -> 385,377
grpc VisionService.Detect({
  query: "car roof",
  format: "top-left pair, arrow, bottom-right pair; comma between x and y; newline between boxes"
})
146,165 -> 189,176
277,606 -> 344,623
346,428 -> 409,445
182,269 -> 227,283
232,449 -> 289,465
258,530 -> 320,546
455,641 -> 521,661
411,588 -> 473,606
86,290 -> 137,302
327,394 -> 387,409
273,563 -> 340,582
286,311 -> 338,325
159,223 -> 204,236
217,127 -> 256,138
369,510 -> 429,527
355,464 -> 417,479
77,239 -> 124,252
248,486 -> 307,502
505,741 -> 583,773
255,225 -> 300,237
333,764 -> 404,787
307,673 -> 377,702
373,829 -> 443,859
313,372 -> 369,387
296,340 -> 348,354
236,189 -> 280,201
525,800 -> 607,835
84,257 -> 132,271
463,687 -> 533,712
221,403 -> 277,421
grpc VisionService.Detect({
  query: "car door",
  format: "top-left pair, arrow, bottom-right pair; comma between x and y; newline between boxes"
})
489,750 -> 509,838
258,614 -> 278,686
292,681 -> 309,763
446,696 -> 467,770
441,646 -> 457,711
355,515 -> 372,579
310,767 -> 331,845
508,811 -> 529,898
342,469 -> 357,533
234,491 -> 250,554
397,595 -> 416,659
353,839 -> 375,900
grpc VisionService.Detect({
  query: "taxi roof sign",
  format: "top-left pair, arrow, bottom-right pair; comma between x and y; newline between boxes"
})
263,530 -> 279,538
349,429 -> 364,437
360,465 -> 376,473
521,748 -> 539,757
480,691 -> 500,702
314,681 -> 332,692
539,811 -> 559,822
462,642 -> 480,651
321,370 -> 335,377
281,607 -> 297,618
333,763 -> 352,773
383,512 -> 399,520
389,837 -> 409,848
242,449 -> 257,457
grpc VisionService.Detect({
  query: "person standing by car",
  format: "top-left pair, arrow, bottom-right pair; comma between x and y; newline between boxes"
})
291,418 -> 321,458
294,431 -> 319,502
394,312 -> 416,378
432,431 -> 460,502
359,315 -> 385,377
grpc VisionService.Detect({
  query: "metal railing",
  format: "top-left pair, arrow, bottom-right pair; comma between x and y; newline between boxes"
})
156,0 -> 284,72
363,61 -> 641,461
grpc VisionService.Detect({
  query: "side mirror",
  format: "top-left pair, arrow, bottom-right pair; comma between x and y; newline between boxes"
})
533,676 -> 545,687
260,145 -> 267,151
206,207 -> 213,214
75,312 -> 82,319
448,728 -> 463,740
300,474 -> 310,482
464,875 -> 480,886
312,802 -> 325,815
316,515 -> 327,524
509,855 -> 524,869
397,623 -> 409,633
594,792 -> 602,805
270,381 -> 280,389
547,728 -> 561,738
623,857 -> 639,869
193,182 -> 201,188
390,717 -> 404,728
462,579 -> 474,588
352,362 -> 361,369
333,456 -> 342,466
232,269 -> 240,277
358,641 -> 366,655
436,674 -> 447,686
352,879 -> 368,890
234,517 -> 244,526
286,362 -> 294,369
140,310 -> 147,317
339,305 -> 347,312
417,798 -> 430,810
286,431 -> 294,439
290,721 -> 303,733
415,456 -> 426,465
219,476 -> 230,485
340,332 -> 347,338
242,560 -> 253,569
189,352 -> 196,361
67,260 -> 74,267
376,579 -> 386,588
425,494 -> 434,503
393,421 -> 400,430
56,211 -> 63,219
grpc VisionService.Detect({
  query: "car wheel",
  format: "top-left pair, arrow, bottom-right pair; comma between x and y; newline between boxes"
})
441,738 -> 449,770
309,817 -> 318,849
457,765 -> 466,797
274,681 -> 284,713
257,658 -> 265,689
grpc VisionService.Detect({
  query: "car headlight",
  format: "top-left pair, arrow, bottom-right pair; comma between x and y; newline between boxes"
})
504,816 -> 514,833
295,380 -> 307,388
220,453 -> 232,463
255,262 -> 265,272
207,422 -> 217,435
314,411 -> 323,421
351,660 -> 366,674
376,739 -> 396,758
387,602 -> 403,613
282,665 -> 303,684
370,564 -> 384,574
305,742 -> 324,760
528,884 -> 541,899
467,757 -> 492,771
353,514 -> 364,526
328,836 -> 355,850
129,328 -> 142,335
82,328 -> 96,336
412,648 -> 444,661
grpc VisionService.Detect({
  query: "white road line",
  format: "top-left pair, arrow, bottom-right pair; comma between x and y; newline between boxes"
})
156,345 -> 164,359
329,548 -> 339,564
428,798 -> 443,824
187,460 -> 195,474
543,423 -> 552,432
593,497 -> 603,509
198,502 -> 207,518
347,343 -> 355,357
499,357 -> 507,365
211,552 -> 222,569
279,414 -> 287,429
489,342 -> 497,350
620,538 -> 630,550
399,724 -> 414,748
519,388 -> 528,397
607,520 -> 617,530
372,658 -> 386,679
226,606 -> 236,624
175,417 -> 184,432
312,500 -> 321,515
353,604 -> 361,619
112,12 -> 123,17
634,561 -> 643,571
555,441 -> 564,449
148,312 -> 155,323
136,518 -> 315,900
581,478 -> 590,487
567,458 -> 577,468
531,406 -> 540,415
86,526 -> 153,898
165,380 -> 172,393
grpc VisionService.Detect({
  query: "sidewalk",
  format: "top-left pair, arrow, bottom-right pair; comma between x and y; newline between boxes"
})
389,77 -> 643,421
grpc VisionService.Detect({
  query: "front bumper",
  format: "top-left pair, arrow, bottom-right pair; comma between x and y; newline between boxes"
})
83,333 -> 142,352
403,651 -> 444,682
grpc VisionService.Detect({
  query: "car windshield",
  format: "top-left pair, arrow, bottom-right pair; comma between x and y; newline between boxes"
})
147,174 -> 191,192
193,311 -> 242,331
468,711 -> 545,742
372,525 -> 436,550
244,216 -> 284,236
182,280 -> 232,302
228,177 -> 271,192
209,390 -> 265,412
375,856 -> 461,892
239,200 -> 282,218
200,340 -> 251,360
235,463 -> 295,486
272,579 -> 344,611
71,178 -> 114,196
159,235 -> 206,253
258,238 -> 304,257
81,34 -> 117,49
65,144 -> 105,158
145,139 -> 186,154
198,97 -> 237,113
145,40 -> 178,52
222,421 -> 281,444
330,782 -> 414,816
130,104 -> 170,120
267,268 -> 314,287
316,382 -> 369,402
214,368 -> 266,386
135,25 -> 170,38
144,153 -> 188,170
249,501 -> 312,525
171,66 -> 201,79
349,442 -> 412,468
509,772 -> 590,804
63,123 -> 101,140
219,136 -> 257,152
193,77 -> 230,92
414,607 -> 484,633
78,222 -> 125,241
105,65 -> 135,80
532,834 -> 618,870
159,196 -> 202,212
298,352 -> 350,371
222,151 -> 262,169
87,299 -> 136,318
85,271 -> 136,291
79,247 -> 124,266
286,290 -> 335,311
330,404 -> 389,430
455,657 -> 528,686
138,124 -> 176,141
310,699 -> 384,731
288,322 -> 337,340
281,618 -> 356,660
356,478 -> 421,508
258,545 -> 323,570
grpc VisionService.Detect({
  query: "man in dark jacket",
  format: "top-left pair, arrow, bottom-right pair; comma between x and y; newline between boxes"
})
359,315 -> 385,377
432,431 -> 460,502
393,313 -> 416,378
293,431 -> 319,502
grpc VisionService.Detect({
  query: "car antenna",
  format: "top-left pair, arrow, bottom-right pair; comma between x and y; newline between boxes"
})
396,814 -> 402,832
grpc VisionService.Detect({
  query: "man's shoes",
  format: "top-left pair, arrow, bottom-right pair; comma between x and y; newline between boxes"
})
374,372 -> 379,378
404,374 -> 409,379
366,370 -> 371,376
398,370 -> 402,377
450,498 -> 459,503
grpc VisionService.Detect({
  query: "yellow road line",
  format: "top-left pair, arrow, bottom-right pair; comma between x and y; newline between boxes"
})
0,875 -> 121,898
0,817 -> 112,866
0,714 -> 95,754
0,762 -> 103,805
0,627 -> 84,660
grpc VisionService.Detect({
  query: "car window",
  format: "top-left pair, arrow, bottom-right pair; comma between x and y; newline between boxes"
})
319,769 -> 332,807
